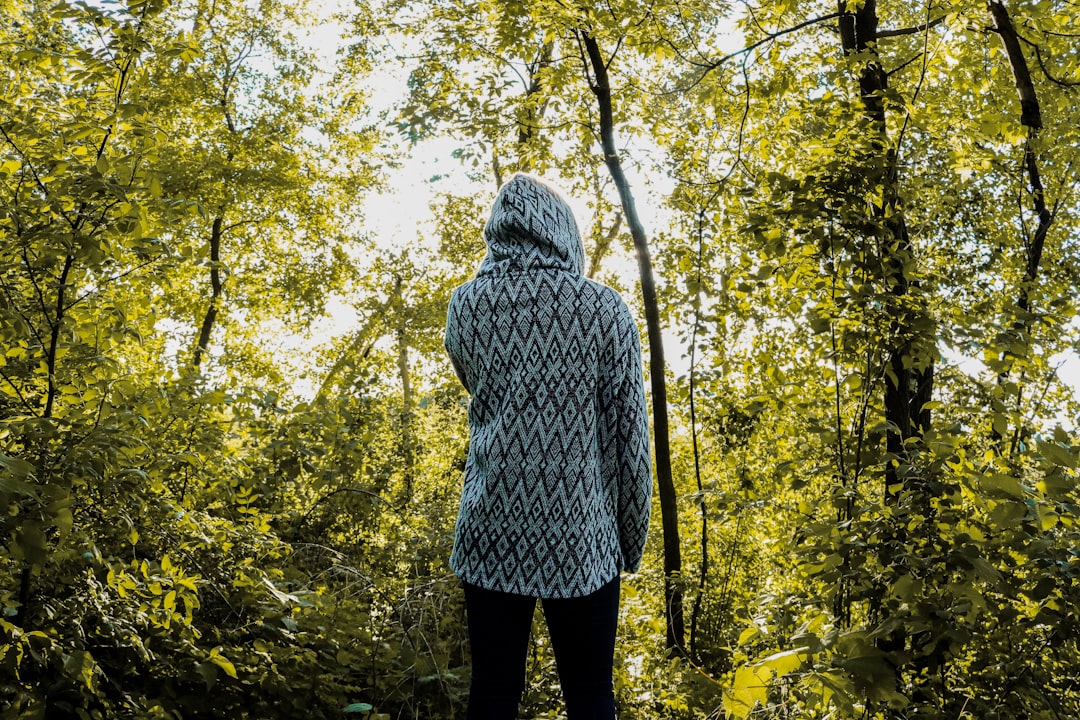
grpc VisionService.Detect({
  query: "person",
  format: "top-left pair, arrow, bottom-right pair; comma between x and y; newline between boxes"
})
444,173 -> 653,720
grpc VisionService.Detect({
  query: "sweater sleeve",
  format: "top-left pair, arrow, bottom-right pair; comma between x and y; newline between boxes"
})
444,287 -> 471,393
612,302 -> 652,572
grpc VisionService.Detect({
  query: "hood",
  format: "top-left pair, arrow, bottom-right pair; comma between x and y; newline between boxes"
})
477,173 -> 585,277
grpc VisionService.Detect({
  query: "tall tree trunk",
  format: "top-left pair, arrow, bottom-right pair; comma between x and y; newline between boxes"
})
687,262 -> 708,662
194,57 -> 241,370
581,31 -> 685,656
838,1 -> 933,469
16,251 -> 76,629
193,216 -> 224,368
838,0 -> 935,704
987,0 -> 1054,454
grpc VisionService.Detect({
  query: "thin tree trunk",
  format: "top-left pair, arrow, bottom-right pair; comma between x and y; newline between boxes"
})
395,276 -> 414,496
16,252 -> 76,629
987,0 -> 1054,453
587,210 -> 621,279
43,254 -> 75,420
315,310 -> 385,403
518,40 -> 554,152
687,279 -> 708,661
838,0 -> 933,496
838,1 -> 933,465
193,216 -> 224,368
492,151 -> 504,189
581,31 -> 685,656
193,56 -> 242,370
492,40 -> 553,186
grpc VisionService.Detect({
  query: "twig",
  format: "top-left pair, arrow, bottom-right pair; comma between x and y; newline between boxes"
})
666,12 -> 841,95
877,14 -> 946,39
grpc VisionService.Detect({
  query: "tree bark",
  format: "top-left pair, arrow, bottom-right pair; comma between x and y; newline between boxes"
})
518,40 -> 555,152
193,216 -> 224,368
989,2 -> 1053,333
581,30 -> 685,656
987,2 -> 1042,131
986,1 -> 1054,455
587,210 -> 621,279
43,254 -> 76,420
838,0 -> 932,489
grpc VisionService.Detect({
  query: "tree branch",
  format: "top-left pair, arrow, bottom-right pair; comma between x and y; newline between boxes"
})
877,14 -> 946,38
988,1 -> 1043,129
299,487 -> 387,525
0,365 -> 36,414
67,257 -> 164,310
587,210 -> 621,278
1016,32 -> 1080,88
668,12 -> 842,94
193,217 -> 226,368
43,254 -> 76,419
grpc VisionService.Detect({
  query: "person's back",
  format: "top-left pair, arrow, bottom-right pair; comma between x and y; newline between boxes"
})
444,173 -> 652,719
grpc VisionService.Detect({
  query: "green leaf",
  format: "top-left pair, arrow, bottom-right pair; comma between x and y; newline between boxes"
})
343,703 -> 374,713
817,671 -> 855,714
16,522 -> 48,567
737,626 -> 760,646
757,648 -> 805,676
979,473 -> 1026,499
724,664 -> 771,719
63,650 -> 95,691
208,648 -> 237,679
971,556 -> 1002,584
0,475 -> 36,497
1038,440 -> 1077,469
0,452 -> 35,480
195,661 -> 217,690
262,576 -> 299,605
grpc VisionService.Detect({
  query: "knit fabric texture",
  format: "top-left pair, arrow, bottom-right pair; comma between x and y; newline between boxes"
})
444,173 -> 652,599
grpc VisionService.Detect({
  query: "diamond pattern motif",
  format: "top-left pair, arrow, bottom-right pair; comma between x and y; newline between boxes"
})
445,174 -> 652,599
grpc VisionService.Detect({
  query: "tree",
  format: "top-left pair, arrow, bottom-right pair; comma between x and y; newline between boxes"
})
579,26 -> 687,655
1,1 -> 388,715
660,1 -> 1080,716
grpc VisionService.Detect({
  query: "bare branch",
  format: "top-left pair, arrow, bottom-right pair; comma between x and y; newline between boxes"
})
0,126 -> 75,228
67,257 -> 164,310
1016,32 -> 1080,88
19,241 -> 52,332
877,14 -> 946,39
670,0 -> 717,67
0,365 -> 36,414
299,487 -> 388,527
896,2 -> 939,176
668,12 -> 842,95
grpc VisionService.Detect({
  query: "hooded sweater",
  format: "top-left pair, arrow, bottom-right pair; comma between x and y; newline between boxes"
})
444,173 -> 652,599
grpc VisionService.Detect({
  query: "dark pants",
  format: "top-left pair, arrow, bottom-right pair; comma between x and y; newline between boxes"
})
463,575 -> 620,720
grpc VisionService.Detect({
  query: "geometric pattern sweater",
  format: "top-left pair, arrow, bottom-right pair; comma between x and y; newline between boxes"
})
444,173 -> 652,599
